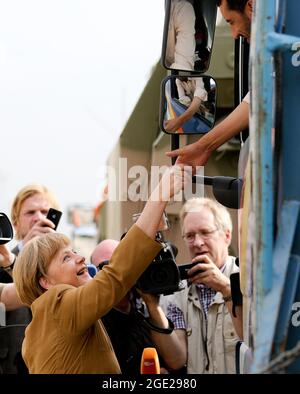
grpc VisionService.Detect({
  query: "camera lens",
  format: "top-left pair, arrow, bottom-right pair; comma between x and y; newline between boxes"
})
137,258 -> 180,295
149,261 -> 177,285
150,265 -> 170,285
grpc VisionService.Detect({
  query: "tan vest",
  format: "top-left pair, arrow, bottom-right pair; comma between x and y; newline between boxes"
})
162,256 -> 240,374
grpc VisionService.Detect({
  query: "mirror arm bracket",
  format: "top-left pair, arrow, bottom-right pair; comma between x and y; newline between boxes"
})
171,134 -> 180,165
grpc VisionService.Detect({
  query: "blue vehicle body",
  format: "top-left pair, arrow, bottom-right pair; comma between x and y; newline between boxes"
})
244,0 -> 300,373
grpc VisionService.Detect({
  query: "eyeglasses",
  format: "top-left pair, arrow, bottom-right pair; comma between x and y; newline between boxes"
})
182,228 -> 218,243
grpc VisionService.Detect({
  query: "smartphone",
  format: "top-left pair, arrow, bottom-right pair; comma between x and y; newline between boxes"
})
46,208 -> 62,230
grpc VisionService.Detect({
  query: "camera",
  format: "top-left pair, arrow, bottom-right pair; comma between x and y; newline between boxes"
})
135,238 -> 182,295
133,212 -> 202,295
131,211 -> 180,295
0,212 -> 13,245
102,212 -> 203,296
136,243 -> 203,295
97,230 -> 201,296
119,213 -> 201,295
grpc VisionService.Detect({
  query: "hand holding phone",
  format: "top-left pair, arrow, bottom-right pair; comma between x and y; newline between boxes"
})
46,208 -> 62,231
178,262 -> 203,280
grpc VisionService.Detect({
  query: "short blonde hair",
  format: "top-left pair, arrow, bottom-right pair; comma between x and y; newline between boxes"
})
11,184 -> 60,237
13,233 -> 70,306
180,197 -> 233,234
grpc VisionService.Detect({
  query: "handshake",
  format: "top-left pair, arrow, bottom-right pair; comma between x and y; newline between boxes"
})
151,165 -> 193,203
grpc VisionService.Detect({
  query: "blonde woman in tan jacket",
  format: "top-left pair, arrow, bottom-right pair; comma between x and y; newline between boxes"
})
13,165 -> 190,374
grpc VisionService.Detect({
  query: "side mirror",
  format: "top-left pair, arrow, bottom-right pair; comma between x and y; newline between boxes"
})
162,0 -> 218,73
0,212 -> 14,245
160,75 -> 217,134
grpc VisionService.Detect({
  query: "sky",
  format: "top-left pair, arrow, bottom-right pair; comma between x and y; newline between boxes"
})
0,0 -> 165,234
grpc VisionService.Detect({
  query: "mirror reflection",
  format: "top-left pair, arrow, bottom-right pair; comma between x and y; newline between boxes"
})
161,75 -> 216,134
162,0 -> 217,73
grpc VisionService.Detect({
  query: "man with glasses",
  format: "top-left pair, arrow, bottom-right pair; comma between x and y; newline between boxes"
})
161,197 -> 241,373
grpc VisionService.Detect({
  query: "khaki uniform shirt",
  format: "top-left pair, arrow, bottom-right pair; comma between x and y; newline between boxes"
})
162,256 -> 240,374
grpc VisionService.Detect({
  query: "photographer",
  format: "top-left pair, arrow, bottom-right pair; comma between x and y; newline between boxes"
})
0,185 -> 59,283
0,185 -> 59,374
161,198 -> 241,374
13,165 -> 191,374
91,239 -> 187,374
10,184 -> 60,258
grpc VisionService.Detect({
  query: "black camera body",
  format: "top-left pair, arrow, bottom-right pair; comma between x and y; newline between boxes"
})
136,245 -> 203,295
135,240 -> 181,296
0,212 -> 13,245
129,212 -> 204,296
100,230 -> 203,296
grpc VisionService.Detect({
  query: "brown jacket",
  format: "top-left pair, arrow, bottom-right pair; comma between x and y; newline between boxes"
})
22,225 -> 161,374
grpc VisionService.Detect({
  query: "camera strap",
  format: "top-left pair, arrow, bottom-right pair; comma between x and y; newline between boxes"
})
143,317 -> 174,335
134,300 -> 174,334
